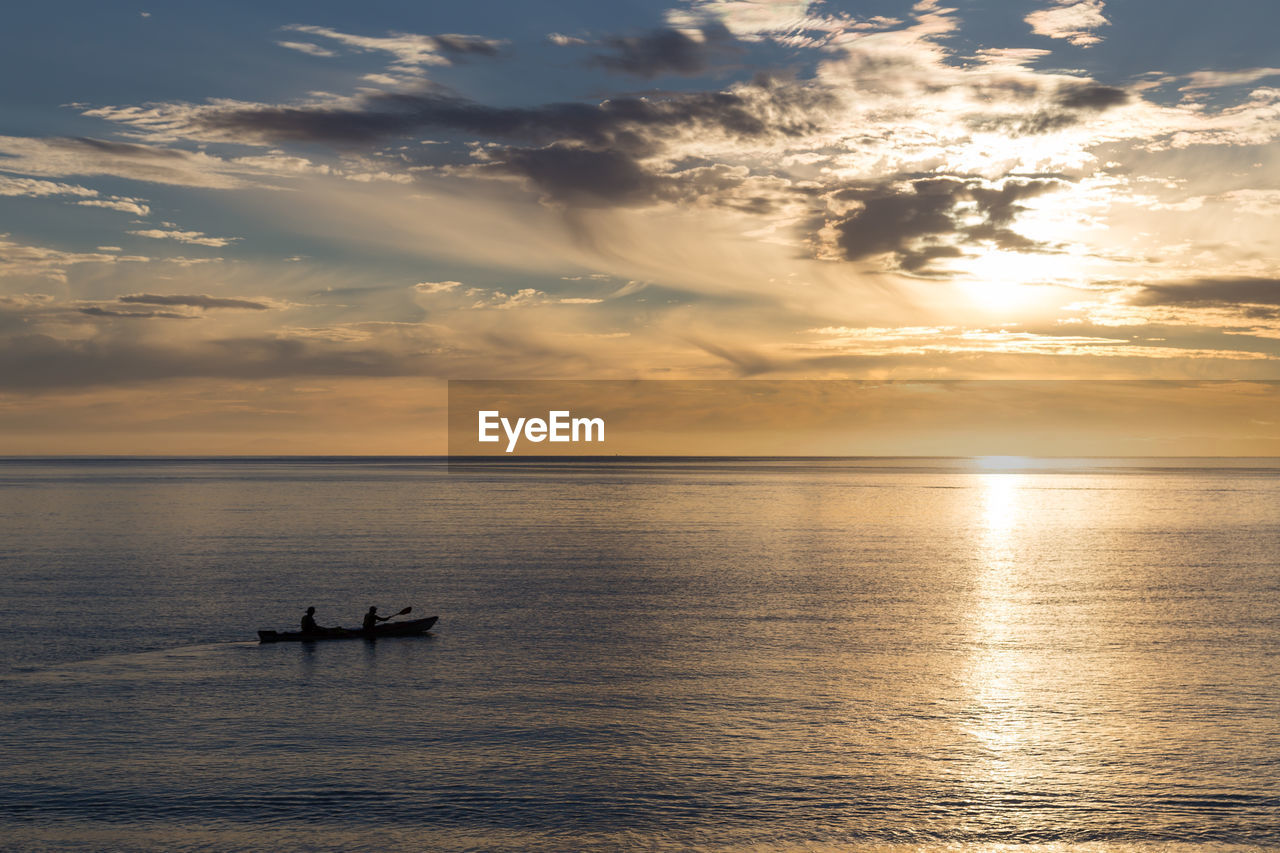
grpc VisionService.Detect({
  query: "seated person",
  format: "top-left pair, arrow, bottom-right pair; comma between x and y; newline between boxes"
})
300,606 -> 329,634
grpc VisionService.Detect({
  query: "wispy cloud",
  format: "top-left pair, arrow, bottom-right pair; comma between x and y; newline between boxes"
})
78,305 -> 197,320
1180,68 -> 1280,91
127,228 -> 238,247
276,40 -> 338,58
1025,0 -> 1109,47
119,293 -> 274,310
0,235 -> 147,281
0,135 -> 250,188
666,0 -> 816,39
76,198 -> 150,215
0,175 -> 150,214
803,325 -> 1270,361
0,175 -> 100,198
414,281 -> 461,294
281,24 -> 505,73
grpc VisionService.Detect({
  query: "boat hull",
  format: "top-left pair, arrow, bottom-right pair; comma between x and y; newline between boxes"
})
258,616 -> 438,643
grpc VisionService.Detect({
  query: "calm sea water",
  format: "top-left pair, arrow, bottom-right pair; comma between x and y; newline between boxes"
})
0,457 -> 1277,852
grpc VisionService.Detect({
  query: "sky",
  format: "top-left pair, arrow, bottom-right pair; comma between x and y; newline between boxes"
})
1,0 -> 1278,453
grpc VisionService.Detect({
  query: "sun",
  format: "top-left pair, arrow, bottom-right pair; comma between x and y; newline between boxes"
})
953,248 -> 1073,315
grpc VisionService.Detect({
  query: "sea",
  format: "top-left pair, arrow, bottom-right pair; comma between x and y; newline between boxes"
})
0,457 -> 1277,852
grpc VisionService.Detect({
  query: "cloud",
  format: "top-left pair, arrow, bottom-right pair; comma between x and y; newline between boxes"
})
0,176 -> 151,215
0,235 -> 147,281
822,177 -> 1066,272
0,333 -> 438,390
548,33 -> 588,46
277,41 -> 338,58
590,23 -> 739,78
666,0 -> 816,39
0,303 -> 598,391
1056,82 -> 1129,111
1180,68 -> 1280,91
1130,278 -> 1280,308
1025,0 -> 1109,47
479,144 -> 669,206
0,134 -> 402,189
0,135 -> 250,188
429,33 -> 505,58
414,279 -> 604,310
0,175 -> 100,198
481,288 -> 548,309
0,290 -> 275,328
415,280 -> 462,293
118,293 -> 273,310
33,3 -> 1279,316
127,228 -> 237,247
76,198 -> 151,215
78,306 -> 196,320
151,87 -> 796,149
802,325 -> 1270,361
281,24 -> 504,72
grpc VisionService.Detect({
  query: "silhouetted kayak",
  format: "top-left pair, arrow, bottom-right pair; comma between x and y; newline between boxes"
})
258,616 -> 439,643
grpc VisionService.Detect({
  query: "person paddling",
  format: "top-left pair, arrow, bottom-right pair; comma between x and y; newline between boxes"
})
362,606 -> 392,634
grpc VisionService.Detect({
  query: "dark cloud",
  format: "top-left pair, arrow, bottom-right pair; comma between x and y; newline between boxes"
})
195,83 -> 830,212
480,144 -> 761,207
1056,83 -> 1129,111
830,179 -> 965,272
970,111 -> 1081,136
828,177 -> 1066,272
967,84 -> 1128,136
54,136 -> 191,160
119,293 -> 273,310
195,86 -> 816,151
485,144 -> 667,206
590,23 -> 738,78
428,33 -> 503,58
78,306 -> 195,320
1131,278 -> 1280,307
970,179 -> 1063,224
966,179 -> 1064,251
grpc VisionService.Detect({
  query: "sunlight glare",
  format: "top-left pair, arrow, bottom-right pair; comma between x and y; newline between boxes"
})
967,472 -> 1034,774
976,455 -> 1036,471
953,249 -> 1078,315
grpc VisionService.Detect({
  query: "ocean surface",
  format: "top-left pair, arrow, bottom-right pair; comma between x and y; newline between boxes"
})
0,457 -> 1278,852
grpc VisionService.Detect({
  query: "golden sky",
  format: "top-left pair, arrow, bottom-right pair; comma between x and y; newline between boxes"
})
1,1 -> 1278,453
447,380 -> 1280,457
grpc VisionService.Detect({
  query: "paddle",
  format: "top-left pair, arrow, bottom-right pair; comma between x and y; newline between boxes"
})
373,606 -> 411,623
362,606 -> 412,638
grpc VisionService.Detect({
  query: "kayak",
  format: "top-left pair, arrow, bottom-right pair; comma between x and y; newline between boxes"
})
258,616 -> 438,643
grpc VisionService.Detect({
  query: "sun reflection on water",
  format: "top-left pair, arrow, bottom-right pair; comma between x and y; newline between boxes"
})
968,472 -> 1033,774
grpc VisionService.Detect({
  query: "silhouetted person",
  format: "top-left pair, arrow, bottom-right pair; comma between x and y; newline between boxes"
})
362,606 -> 391,634
300,607 -> 328,634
